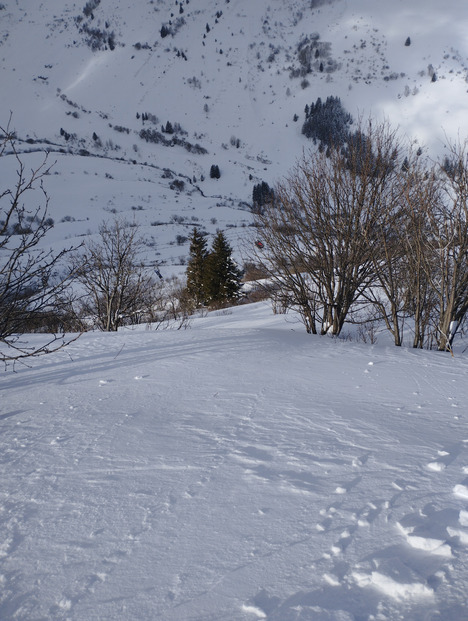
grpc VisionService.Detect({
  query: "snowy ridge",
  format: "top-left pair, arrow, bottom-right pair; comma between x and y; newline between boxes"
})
2,302 -> 468,619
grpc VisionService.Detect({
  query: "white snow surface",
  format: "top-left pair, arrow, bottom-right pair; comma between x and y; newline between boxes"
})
2,302 -> 468,620
2,2 -> 468,617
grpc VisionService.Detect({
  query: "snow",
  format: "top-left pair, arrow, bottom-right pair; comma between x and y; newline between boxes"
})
2,301 -> 468,620
2,1 -> 468,617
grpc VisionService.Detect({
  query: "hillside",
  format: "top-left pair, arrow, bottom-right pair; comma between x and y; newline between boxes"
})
1,0 -> 468,271
2,5 -> 468,616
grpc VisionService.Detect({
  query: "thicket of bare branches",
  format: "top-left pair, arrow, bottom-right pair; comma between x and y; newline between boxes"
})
425,142 -> 468,351
70,220 -> 194,332
249,121 -> 468,351
3,113 -> 468,358
0,122 -> 79,366
71,220 -> 159,331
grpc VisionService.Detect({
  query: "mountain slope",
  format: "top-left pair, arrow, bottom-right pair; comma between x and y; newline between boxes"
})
1,0 -> 468,270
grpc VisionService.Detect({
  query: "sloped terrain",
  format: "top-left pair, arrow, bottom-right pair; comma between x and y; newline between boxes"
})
1,303 -> 468,619
2,5 -> 468,618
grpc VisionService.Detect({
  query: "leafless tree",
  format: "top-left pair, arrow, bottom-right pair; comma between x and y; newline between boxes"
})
150,276 -> 194,330
423,141 -> 468,350
399,160 -> 440,348
367,139 -> 468,352
357,138 -> 421,346
362,143 -> 444,347
0,121 -> 78,366
72,219 -> 157,331
251,121 -> 403,337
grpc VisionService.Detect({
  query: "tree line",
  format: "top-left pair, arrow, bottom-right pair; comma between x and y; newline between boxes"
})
3,117 -> 468,365
250,120 -> 468,352
69,223 -> 242,334
0,123 -> 243,365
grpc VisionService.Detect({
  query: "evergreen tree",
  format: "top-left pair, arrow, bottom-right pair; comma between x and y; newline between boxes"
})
252,181 -> 275,212
210,164 -> 221,179
186,227 -> 208,305
204,231 -> 242,305
302,95 -> 353,147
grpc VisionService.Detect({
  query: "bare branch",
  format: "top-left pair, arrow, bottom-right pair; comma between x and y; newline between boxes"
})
0,123 -> 80,367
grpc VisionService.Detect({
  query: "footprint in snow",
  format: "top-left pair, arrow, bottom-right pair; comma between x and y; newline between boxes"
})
397,509 -> 453,558
316,505 -> 340,532
397,522 -> 452,557
453,483 -> 468,500
446,510 -> 468,546
356,501 -> 383,526
330,526 -> 357,555
316,516 -> 333,532
352,570 -> 434,601
335,476 -> 362,495
427,444 -> 463,471
352,452 -> 372,467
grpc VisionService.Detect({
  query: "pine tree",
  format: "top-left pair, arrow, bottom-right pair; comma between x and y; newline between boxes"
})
252,181 -> 274,212
302,95 -> 353,147
186,227 -> 208,305
204,231 -> 242,305
210,164 -> 221,179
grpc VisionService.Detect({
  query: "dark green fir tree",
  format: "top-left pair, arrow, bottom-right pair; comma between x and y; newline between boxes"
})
186,227 -> 209,306
204,230 -> 242,305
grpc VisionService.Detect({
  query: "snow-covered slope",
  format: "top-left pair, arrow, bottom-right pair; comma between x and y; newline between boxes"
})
2,6 -> 468,617
2,302 -> 468,619
1,0 -> 468,271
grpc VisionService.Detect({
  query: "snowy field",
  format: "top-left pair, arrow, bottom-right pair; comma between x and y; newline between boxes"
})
1,302 -> 468,620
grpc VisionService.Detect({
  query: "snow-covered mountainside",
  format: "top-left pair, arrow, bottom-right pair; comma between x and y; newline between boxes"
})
1,0 -> 468,271
2,4 -> 468,617
2,302 -> 468,620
